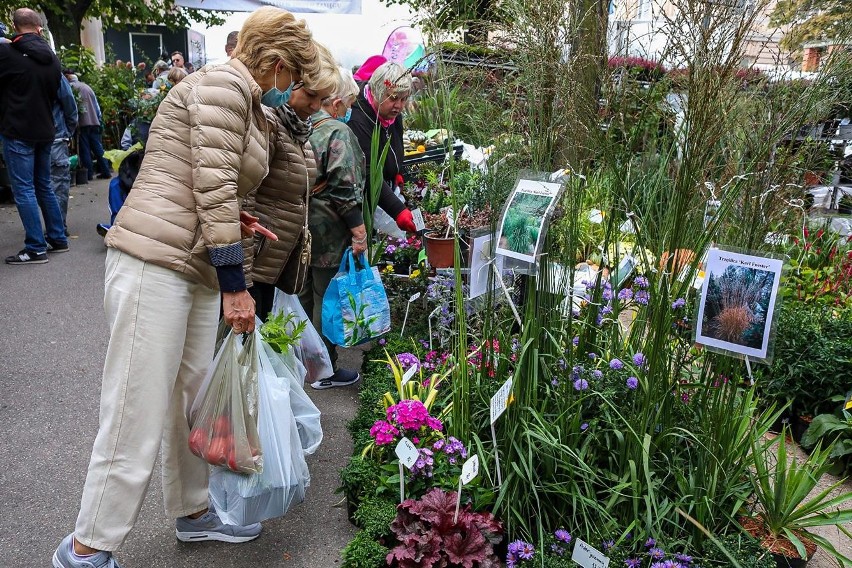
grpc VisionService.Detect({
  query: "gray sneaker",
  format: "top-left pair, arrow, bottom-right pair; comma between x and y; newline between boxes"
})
175,509 -> 262,543
52,534 -> 123,568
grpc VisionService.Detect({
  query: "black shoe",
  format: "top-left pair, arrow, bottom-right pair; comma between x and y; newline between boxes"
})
5,249 -> 48,264
97,173 -> 112,179
46,239 -> 69,253
310,368 -> 361,390
96,224 -> 109,237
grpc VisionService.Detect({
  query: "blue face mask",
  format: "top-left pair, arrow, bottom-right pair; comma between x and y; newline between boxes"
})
261,69 -> 294,108
337,107 -> 352,123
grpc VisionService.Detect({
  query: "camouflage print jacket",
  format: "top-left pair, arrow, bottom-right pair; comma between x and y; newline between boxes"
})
308,110 -> 365,268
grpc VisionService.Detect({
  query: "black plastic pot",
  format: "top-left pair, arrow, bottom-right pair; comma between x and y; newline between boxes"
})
0,166 -> 9,188
75,168 -> 88,185
773,552 -> 810,568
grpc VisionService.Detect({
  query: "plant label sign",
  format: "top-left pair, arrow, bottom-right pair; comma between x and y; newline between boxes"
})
461,454 -> 479,485
694,248 -> 784,363
395,437 -> 419,470
411,208 -> 426,232
401,365 -> 417,386
409,292 -> 421,303
490,378 -> 513,425
571,539 -> 610,568
496,174 -> 565,264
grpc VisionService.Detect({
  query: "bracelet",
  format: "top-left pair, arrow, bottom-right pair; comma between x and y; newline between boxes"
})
352,235 -> 367,244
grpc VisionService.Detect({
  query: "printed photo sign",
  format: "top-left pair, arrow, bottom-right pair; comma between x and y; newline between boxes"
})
496,176 -> 564,264
695,248 -> 784,361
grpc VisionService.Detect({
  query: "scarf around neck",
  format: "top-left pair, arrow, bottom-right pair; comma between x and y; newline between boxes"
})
364,85 -> 396,129
276,103 -> 313,145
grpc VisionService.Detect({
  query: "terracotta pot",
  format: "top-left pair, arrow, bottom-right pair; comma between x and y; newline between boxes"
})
804,171 -> 823,187
424,232 -> 455,268
739,515 -> 817,567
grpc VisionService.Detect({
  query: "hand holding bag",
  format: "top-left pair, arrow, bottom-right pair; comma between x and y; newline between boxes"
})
321,248 -> 391,347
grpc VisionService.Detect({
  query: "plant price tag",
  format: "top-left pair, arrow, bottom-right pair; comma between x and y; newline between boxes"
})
446,205 -> 456,227
401,365 -> 417,386
571,539 -> 610,568
490,378 -> 513,425
461,454 -> 479,485
409,292 -> 421,303
411,208 -> 426,232
395,437 -> 419,470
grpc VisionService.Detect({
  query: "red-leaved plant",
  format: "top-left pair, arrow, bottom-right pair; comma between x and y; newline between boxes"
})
387,487 -> 503,568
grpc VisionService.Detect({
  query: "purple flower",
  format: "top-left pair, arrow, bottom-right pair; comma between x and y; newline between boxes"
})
507,540 -> 535,565
674,553 -> 693,564
557,358 -> 567,370
601,305 -> 613,315
634,275 -> 649,289
396,352 -> 421,372
555,529 -> 572,544
551,543 -> 566,556
649,547 -> 665,560
385,244 -> 397,255
672,297 -> 686,309
632,352 -> 646,368
610,358 -> 624,370
618,288 -> 634,301
551,378 -> 560,387
574,378 -> 589,391
580,422 -> 589,431
378,338 -> 387,346
626,559 -> 642,568
588,352 -> 597,360
592,370 -> 603,379
602,539 -> 615,552
626,376 -> 639,389
635,290 -> 650,305
645,538 -> 657,548
573,336 -> 580,346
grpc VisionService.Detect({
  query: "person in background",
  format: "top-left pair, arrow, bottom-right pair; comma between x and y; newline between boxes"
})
290,65 -> 366,389
171,50 -> 194,74
225,30 -> 239,58
167,66 -> 187,86
0,22 -> 9,43
52,7 -> 322,568
0,8 -> 69,264
348,61 -> 417,234
243,41 -> 338,321
51,74 -> 78,236
352,54 -> 386,84
64,69 -> 112,180
151,59 -> 170,90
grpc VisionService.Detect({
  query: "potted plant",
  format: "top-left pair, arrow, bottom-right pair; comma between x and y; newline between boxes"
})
381,235 -> 423,275
423,206 -> 492,269
742,426 -> 852,567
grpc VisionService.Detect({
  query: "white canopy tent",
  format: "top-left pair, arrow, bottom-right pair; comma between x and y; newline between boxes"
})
173,0 -> 361,14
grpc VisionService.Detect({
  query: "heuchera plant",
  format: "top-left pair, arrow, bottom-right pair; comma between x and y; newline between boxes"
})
387,488 -> 503,568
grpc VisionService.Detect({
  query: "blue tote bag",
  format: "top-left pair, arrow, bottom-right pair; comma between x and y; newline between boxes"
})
322,249 -> 391,347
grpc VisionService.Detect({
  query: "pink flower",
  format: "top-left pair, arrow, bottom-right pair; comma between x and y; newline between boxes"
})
370,420 -> 399,445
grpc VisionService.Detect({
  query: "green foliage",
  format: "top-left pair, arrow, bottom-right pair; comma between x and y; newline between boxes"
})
703,533 -> 777,568
259,311 -> 306,355
801,402 -> 852,470
755,302 -> 852,416
339,455 -> 383,507
770,0 -> 852,53
747,426 -> 852,563
340,530 -> 388,568
353,495 -> 398,539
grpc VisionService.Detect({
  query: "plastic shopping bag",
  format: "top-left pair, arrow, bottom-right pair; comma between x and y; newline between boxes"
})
261,340 -> 323,455
271,291 -> 334,383
321,249 -> 391,347
209,330 -> 312,525
188,331 -> 262,474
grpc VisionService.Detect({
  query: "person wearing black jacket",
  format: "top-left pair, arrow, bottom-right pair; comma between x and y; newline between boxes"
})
348,61 -> 417,234
0,8 -> 68,264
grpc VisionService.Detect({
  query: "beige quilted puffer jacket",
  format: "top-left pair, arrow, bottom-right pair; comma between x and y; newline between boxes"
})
106,59 -> 274,290
242,122 -> 317,287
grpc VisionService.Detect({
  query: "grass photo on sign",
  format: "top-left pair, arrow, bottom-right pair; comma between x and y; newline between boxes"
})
496,177 -> 562,263
696,248 -> 784,360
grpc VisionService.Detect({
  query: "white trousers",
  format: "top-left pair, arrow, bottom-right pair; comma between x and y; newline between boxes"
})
75,249 -> 219,550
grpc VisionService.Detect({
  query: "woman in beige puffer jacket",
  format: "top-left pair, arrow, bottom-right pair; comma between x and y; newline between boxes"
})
55,8 -> 323,565
243,44 -> 340,320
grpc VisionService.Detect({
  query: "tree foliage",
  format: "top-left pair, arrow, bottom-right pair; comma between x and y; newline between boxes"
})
0,0 -> 226,50
381,0 -> 506,44
770,0 -> 852,52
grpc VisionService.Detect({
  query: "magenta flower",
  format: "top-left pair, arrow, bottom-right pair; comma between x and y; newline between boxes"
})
369,420 -> 399,445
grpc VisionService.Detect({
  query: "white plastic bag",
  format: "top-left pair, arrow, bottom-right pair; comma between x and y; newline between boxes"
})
262,341 -> 323,455
271,291 -> 333,383
208,331 -> 311,525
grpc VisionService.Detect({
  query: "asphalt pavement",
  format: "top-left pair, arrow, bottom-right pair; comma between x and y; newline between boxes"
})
0,178 -> 360,567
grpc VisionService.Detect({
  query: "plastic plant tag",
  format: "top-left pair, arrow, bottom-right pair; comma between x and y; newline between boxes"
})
461,454 -> 479,485
400,293 -> 421,337
411,208 -> 426,232
409,292 -> 421,303
490,378 -> 513,425
395,437 -> 419,469
571,539 -> 610,568
401,365 -> 417,386
445,205 -> 455,227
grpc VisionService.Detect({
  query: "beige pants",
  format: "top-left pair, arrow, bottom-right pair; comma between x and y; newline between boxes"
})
75,249 -> 219,551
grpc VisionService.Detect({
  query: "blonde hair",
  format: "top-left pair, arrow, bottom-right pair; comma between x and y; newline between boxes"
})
232,7 -> 319,81
368,61 -> 412,102
167,67 -> 187,85
300,42 -> 339,94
